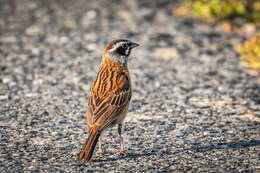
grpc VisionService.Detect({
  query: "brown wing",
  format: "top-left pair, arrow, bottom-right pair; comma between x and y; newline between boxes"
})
87,65 -> 131,130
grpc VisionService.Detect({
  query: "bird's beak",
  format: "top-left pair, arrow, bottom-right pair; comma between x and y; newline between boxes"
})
130,42 -> 139,49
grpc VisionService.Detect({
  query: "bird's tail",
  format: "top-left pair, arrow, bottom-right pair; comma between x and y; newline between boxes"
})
78,125 -> 100,162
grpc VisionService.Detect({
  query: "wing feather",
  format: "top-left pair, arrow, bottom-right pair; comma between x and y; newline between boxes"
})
87,65 -> 131,130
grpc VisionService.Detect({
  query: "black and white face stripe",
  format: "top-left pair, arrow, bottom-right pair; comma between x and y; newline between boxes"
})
108,41 -> 131,56
105,40 -> 139,66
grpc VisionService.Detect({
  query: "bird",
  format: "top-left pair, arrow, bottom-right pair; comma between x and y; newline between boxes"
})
78,39 -> 139,162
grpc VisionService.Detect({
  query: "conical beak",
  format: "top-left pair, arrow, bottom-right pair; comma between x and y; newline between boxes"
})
130,42 -> 139,49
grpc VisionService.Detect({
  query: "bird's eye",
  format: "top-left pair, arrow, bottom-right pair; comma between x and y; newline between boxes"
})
115,46 -> 125,55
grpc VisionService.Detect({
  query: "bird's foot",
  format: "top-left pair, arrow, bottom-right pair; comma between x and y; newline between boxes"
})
118,150 -> 125,156
98,149 -> 105,156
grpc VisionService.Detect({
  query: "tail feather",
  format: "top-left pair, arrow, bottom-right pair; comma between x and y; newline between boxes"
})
78,125 -> 100,162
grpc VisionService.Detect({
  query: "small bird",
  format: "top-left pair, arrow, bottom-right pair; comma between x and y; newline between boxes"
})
78,39 -> 139,162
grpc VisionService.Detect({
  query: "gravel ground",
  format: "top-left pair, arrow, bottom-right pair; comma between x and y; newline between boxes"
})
0,0 -> 259,172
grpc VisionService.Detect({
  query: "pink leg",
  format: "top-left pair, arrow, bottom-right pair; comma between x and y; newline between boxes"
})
98,135 -> 105,156
118,124 -> 125,155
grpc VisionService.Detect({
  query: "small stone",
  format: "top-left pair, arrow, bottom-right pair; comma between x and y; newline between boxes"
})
60,36 -> 69,44
25,93 -> 39,97
59,143 -> 70,148
83,33 -> 97,42
63,18 -> 77,29
176,132 -> 184,137
2,78 -> 11,84
203,131 -> 209,136
87,43 -> 97,51
118,11 -> 133,21
242,23 -> 256,36
139,7 -> 153,17
86,10 -> 97,19
9,81 -> 16,87
154,48 -> 179,60
0,36 -> 17,43
26,25 -> 42,36
46,34 -> 59,44
0,95 -> 8,100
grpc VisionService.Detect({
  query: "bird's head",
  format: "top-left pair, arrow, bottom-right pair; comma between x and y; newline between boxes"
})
103,39 -> 139,66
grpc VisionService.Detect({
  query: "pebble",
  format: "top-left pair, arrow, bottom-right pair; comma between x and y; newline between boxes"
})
0,36 -> 17,43
26,25 -> 42,36
86,10 -> 97,19
2,78 -> 11,84
0,95 -> 8,100
25,93 -> 39,97
176,132 -> 185,137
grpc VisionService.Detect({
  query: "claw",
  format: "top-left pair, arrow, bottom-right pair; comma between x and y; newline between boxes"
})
118,150 -> 125,156
98,150 -> 105,156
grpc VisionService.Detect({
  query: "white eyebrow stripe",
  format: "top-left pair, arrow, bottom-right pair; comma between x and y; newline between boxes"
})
108,41 -> 127,52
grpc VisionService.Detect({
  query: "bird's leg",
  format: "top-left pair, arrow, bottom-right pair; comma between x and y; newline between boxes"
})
118,123 -> 125,155
98,135 -> 104,156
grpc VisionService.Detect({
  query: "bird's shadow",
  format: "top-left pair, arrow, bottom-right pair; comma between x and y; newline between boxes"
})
92,150 -> 156,162
91,139 -> 259,163
185,139 -> 260,153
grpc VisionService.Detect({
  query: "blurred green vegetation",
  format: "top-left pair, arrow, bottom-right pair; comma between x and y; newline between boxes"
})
184,0 -> 260,22
237,34 -> 260,69
180,0 -> 260,71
